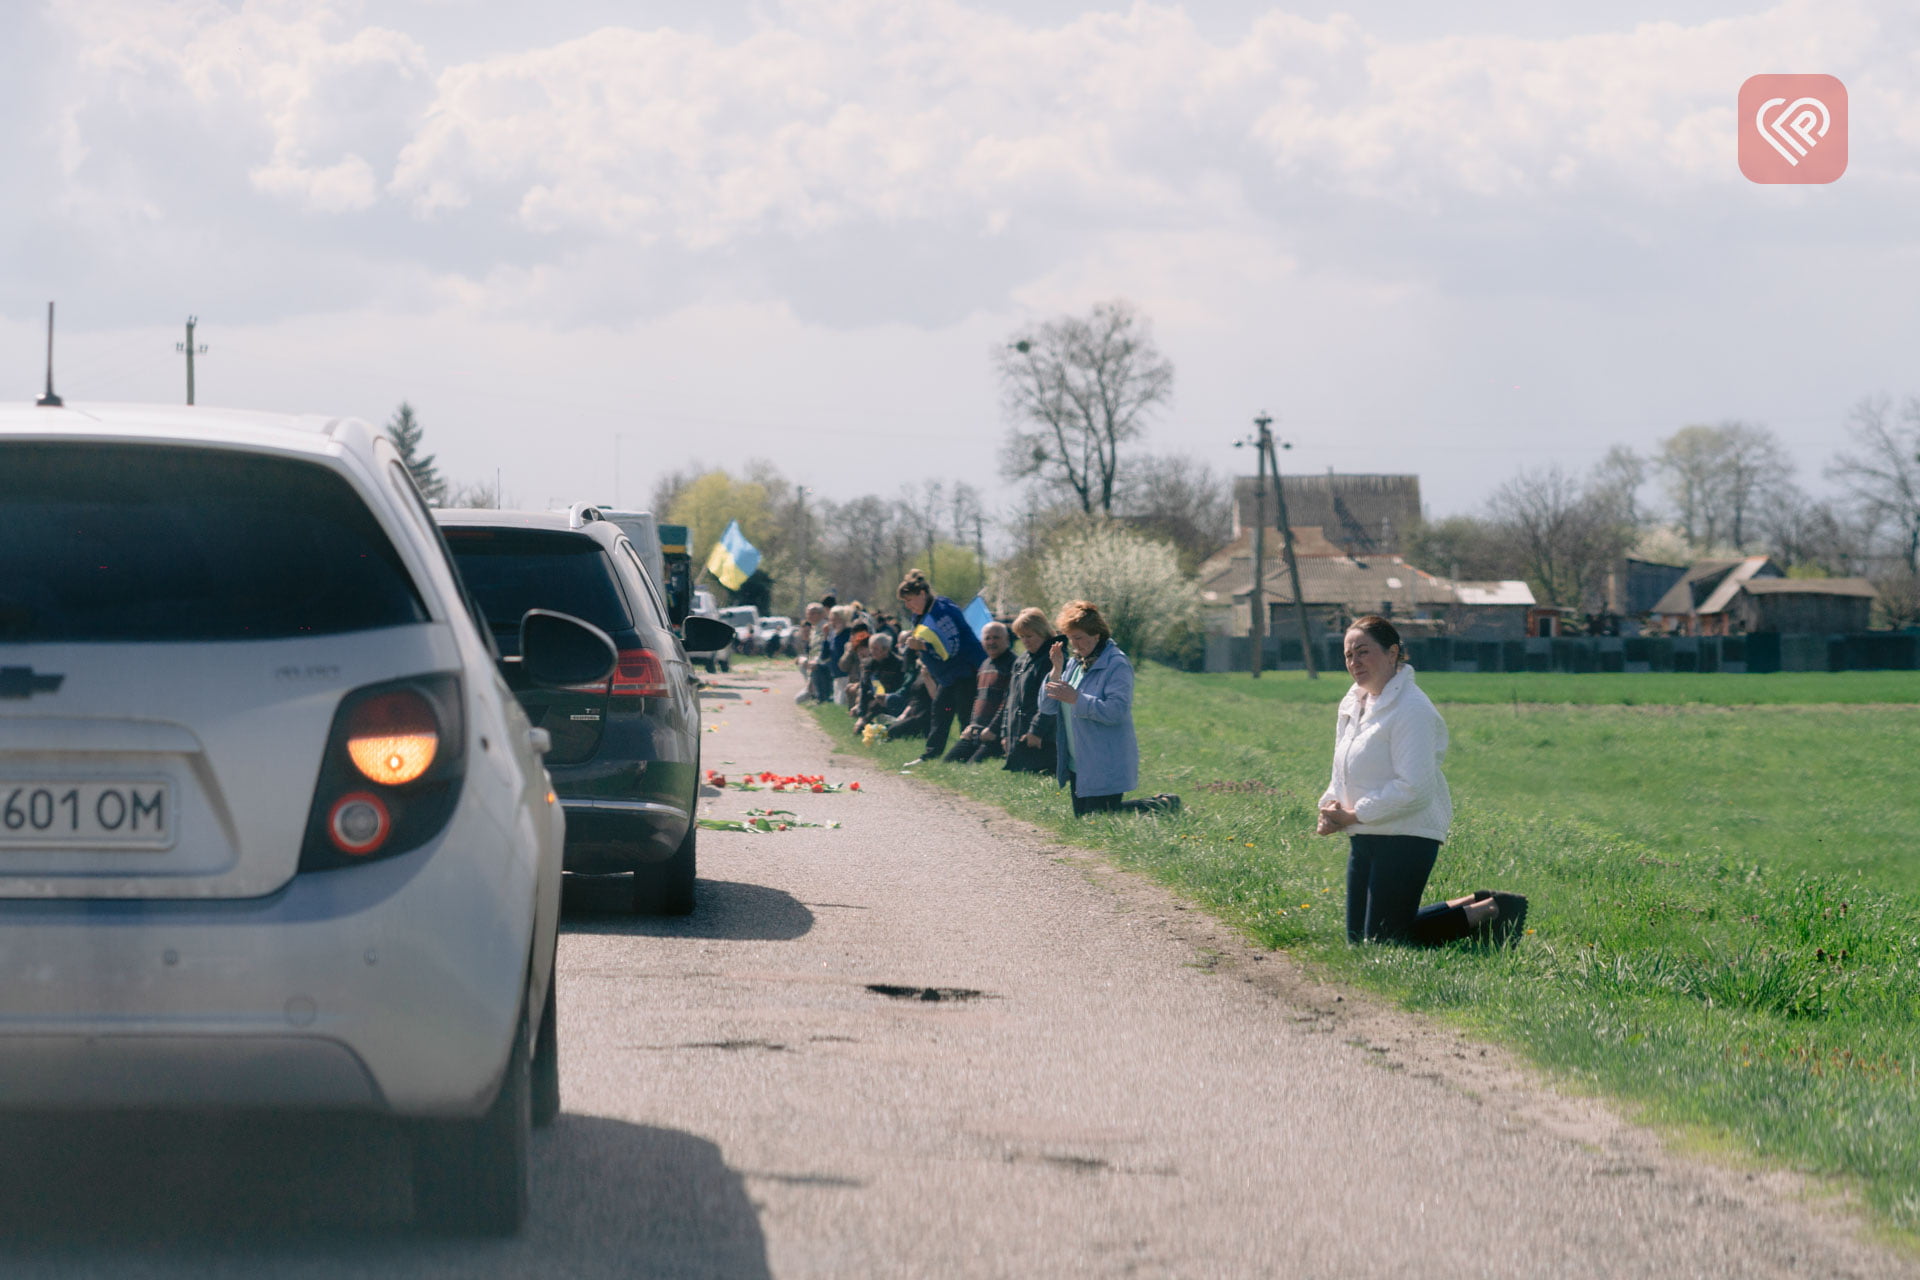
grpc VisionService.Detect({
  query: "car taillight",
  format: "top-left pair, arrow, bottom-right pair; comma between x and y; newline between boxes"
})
610,648 -> 668,699
345,690 -> 439,785
299,673 -> 466,873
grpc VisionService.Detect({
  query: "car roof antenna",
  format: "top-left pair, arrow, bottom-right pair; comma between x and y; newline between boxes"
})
35,301 -> 62,407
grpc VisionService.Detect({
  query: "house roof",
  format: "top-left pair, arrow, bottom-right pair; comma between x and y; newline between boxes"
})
1651,556 -> 1780,616
1739,577 -> 1878,599
1231,473 -> 1422,555
1196,528 -> 1535,610
1454,581 -> 1537,606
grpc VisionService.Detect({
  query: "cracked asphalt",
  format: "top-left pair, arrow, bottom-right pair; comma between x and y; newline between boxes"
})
1,662 -> 1911,1278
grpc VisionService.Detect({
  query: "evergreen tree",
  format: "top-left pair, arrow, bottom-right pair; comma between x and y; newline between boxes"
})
386,402 -> 446,503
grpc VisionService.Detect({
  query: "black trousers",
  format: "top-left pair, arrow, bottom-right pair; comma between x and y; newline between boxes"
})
921,675 -> 977,760
1002,739 -> 1052,774
944,735 -> 1002,764
1345,834 -> 1440,943
1067,773 -> 1173,818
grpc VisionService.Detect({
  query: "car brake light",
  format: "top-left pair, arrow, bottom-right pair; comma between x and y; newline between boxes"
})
299,673 -> 466,874
328,791 -> 392,855
610,648 -> 668,699
346,689 -> 439,785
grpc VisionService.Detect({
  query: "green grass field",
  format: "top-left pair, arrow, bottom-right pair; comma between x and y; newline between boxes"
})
814,666 -> 1920,1237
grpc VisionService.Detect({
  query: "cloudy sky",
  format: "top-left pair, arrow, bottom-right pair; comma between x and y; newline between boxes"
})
6,0 -> 1918,528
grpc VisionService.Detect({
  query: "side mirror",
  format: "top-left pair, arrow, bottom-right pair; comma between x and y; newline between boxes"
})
681,616 -> 737,654
519,609 -> 618,688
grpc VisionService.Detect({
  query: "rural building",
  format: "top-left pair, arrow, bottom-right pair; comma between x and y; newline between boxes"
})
1650,556 -> 1878,635
1196,525 -> 1535,656
1231,473 -> 1423,557
1606,556 -> 1689,618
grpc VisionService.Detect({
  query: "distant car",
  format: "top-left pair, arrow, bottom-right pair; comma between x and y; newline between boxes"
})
0,403 -> 610,1235
436,509 -> 735,914
686,588 -> 732,672
717,605 -> 760,655
756,616 -> 793,654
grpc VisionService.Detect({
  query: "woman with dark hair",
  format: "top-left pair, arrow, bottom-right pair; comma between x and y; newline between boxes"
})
896,569 -> 987,765
1316,614 -> 1520,944
1041,600 -> 1177,816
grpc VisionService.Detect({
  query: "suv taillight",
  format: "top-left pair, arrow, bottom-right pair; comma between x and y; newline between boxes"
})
299,673 -> 466,872
610,648 -> 667,699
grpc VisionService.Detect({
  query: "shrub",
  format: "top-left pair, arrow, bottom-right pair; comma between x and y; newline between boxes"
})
1035,521 -> 1197,660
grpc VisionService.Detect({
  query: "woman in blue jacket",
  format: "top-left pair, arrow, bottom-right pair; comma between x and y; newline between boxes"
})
1041,599 -> 1177,816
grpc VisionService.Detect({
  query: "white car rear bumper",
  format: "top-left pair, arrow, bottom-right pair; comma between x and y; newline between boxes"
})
0,807 -> 538,1117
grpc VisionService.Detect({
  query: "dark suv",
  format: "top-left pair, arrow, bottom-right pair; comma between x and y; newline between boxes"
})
436,508 -> 732,913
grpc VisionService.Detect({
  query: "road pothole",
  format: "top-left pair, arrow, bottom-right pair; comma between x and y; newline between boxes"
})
865,983 -> 995,1003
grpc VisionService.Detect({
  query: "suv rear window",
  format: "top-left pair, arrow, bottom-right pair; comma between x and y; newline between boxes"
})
442,528 -> 633,641
0,443 -> 428,642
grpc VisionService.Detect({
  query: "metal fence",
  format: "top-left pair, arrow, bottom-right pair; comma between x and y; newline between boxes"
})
1204,632 -> 1920,675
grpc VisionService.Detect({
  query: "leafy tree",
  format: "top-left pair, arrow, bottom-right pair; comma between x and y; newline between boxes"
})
996,300 -> 1173,516
667,470 -> 774,598
1035,520 -> 1196,661
386,402 -> 445,504
1654,422 -> 1791,550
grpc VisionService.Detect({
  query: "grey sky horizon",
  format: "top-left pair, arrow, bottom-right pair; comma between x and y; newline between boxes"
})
6,0 -> 1916,535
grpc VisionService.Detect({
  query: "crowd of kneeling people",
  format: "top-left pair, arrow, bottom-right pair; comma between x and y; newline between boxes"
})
785,570 -> 1525,949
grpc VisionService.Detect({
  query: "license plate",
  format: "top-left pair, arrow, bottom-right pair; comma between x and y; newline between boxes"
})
0,780 -> 175,851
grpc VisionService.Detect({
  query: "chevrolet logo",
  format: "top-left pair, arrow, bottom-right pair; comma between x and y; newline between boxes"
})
0,667 -> 64,700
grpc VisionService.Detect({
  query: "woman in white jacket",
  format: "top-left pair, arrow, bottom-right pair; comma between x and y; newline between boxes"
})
1316,614 -> 1491,943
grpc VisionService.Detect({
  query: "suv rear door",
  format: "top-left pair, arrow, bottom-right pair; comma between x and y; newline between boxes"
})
440,528 -> 627,765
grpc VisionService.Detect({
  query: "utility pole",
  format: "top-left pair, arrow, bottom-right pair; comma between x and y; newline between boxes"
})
176,316 -> 207,405
795,486 -> 813,607
1249,434 -> 1268,678
1259,413 -> 1318,680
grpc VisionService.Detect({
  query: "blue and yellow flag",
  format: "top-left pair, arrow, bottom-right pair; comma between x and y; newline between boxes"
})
704,520 -> 761,591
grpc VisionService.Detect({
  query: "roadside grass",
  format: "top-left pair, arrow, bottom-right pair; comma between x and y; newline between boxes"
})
811,666 -> 1920,1237
1185,668 -> 1920,707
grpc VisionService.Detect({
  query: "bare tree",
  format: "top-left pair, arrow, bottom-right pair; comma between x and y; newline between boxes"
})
1754,484 -> 1862,576
1653,422 -> 1792,550
996,300 -> 1173,516
1117,454 -> 1234,572
1828,395 -> 1920,575
444,479 -> 502,509
1589,445 -> 1648,528
649,464 -> 702,517
1717,423 -> 1793,549
1487,465 -> 1634,609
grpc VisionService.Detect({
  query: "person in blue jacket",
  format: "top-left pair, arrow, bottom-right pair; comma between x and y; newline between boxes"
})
1040,599 -> 1178,816
896,569 -> 988,765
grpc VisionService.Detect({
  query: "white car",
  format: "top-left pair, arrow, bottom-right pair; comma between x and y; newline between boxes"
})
0,403 -> 611,1235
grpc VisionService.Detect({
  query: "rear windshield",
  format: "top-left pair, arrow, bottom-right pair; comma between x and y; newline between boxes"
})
443,528 -> 632,641
0,442 -> 428,642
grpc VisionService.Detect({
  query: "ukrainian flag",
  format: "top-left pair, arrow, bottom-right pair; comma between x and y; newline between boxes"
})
704,519 -> 761,591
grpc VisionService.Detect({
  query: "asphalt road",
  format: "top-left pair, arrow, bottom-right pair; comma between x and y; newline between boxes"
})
2,663 -> 1911,1278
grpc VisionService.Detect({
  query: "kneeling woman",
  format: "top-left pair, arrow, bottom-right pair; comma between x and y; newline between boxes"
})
1041,600 -> 1176,816
1316,614 -> 1491,943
